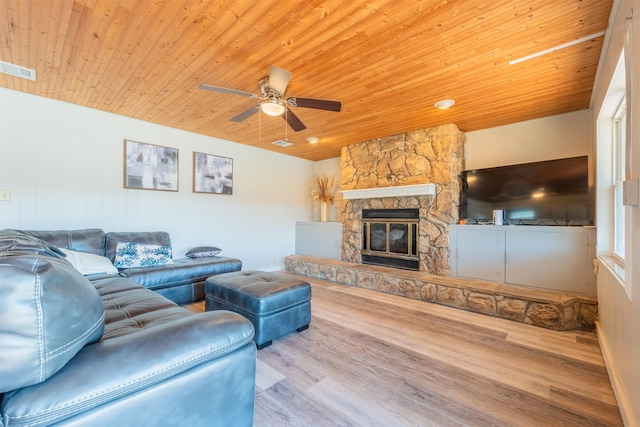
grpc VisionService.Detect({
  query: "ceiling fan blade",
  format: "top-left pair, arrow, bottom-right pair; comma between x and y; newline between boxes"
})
288,97 -> 341,112
269,66 -> 292,96
199,84 -> 259,99
230,105 -> 260,122
282,107 -> 306,131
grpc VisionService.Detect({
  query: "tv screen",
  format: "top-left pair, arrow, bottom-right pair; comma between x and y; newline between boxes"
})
460,156 -> 590,225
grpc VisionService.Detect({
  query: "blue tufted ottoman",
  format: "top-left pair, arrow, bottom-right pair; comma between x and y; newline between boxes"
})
204,271 -> 311,349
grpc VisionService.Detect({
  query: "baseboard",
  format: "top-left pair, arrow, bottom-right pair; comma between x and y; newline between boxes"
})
596,320 -> 632,426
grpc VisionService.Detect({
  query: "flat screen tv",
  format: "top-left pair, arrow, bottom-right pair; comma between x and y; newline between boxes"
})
460,156 -> 590,225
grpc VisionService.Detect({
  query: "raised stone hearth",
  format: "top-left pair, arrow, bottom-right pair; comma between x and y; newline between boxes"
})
284,255 -> 597,331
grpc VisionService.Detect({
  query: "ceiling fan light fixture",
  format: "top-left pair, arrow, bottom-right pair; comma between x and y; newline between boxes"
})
260,99 -> 286,116
434,99 -> 455,109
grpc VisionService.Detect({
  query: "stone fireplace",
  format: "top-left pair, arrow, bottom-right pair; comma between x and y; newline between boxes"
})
339,123 -> 465,276
287,124 -> 597,331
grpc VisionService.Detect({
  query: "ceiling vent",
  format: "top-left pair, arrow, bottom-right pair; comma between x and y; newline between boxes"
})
272,139 -> 293,147
0,61 -> 36,81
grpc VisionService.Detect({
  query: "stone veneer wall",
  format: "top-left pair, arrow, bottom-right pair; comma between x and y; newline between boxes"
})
340,123 -> 465,276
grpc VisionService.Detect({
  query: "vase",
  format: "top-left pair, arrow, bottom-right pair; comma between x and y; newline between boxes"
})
320,201 -> 329,222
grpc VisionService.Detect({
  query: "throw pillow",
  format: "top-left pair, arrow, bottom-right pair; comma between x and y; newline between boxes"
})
185,246 -> 221,258
104,231 -> 172,263
59,247 -> 119,275
113,242 -> 174,268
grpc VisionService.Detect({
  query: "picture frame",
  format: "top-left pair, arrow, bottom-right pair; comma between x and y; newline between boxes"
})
124,139 -> 179,191
193,152 -> 233,195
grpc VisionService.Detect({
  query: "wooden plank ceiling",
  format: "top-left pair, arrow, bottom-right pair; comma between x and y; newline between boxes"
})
0,0 -> 613,161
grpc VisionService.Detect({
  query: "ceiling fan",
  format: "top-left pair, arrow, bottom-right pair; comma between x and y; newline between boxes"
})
199,65 -> 341,132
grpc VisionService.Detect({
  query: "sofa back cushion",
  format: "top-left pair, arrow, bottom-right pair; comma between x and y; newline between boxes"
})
105,231 -> 172,263
0,230 -> 105,393
23,228 -> 106,256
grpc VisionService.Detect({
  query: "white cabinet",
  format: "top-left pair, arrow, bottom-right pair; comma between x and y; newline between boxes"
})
450,225 -> 596,296
295,222 -> 342,260
455,227 -> 504,282
505,229 -> 590,294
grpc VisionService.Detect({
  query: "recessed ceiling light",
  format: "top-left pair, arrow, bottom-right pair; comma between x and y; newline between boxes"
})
306,137 -> 319,144
434,99 -> 455,109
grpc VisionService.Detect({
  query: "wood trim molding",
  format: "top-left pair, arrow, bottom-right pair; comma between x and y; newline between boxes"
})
340,183 -> 436,200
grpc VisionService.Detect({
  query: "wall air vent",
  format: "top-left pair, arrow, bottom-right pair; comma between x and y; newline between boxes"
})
0,61 -> 36,81
272,139 -> 293,147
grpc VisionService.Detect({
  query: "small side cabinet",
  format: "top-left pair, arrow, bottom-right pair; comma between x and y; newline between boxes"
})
295,221 -> 342,260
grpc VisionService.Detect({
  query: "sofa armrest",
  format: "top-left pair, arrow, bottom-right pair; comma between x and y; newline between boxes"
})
2,311 -> 255,426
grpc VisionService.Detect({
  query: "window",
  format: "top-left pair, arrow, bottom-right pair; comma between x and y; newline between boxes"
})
596,50 -> 628,299
612,99 -> 626,260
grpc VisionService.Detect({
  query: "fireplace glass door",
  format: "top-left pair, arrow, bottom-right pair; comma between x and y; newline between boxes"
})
362,214 -> 419,270
367,221 -> 416,256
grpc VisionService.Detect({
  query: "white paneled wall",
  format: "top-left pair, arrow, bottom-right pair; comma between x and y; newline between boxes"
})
0,88 -> 315,270
591,0 -> 640,425
596,263 -> 636,424
464,109 -> 592,170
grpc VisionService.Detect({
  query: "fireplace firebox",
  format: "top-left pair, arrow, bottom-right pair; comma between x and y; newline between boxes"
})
361,209 -> 419,270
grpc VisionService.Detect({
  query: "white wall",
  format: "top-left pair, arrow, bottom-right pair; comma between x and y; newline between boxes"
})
464,109 -> 595,223
0,88 -> 316,271
590,0 -> 640,425
464,109 -> 592,170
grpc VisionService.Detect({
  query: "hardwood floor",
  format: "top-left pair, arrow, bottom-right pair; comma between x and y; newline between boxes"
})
186,273 -> 623,426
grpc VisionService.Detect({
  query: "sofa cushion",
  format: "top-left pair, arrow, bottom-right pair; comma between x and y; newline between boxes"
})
117,257 -> 242,290
91,276 -> 194,339
22,228 -> 106,256
113,242 -> 174,268
0,230 -> 105,393
1,229 -> 65,257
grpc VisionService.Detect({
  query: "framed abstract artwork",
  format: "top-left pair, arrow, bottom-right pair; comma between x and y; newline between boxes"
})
193,152 -> 233,195
123,139 -> 179,191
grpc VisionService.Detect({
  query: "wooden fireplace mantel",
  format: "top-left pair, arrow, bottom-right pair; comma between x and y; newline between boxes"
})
340,183 -> 436,200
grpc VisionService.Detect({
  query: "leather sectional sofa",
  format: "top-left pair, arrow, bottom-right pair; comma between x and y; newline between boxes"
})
0,229 -> 256,426
21,228 -> 243,304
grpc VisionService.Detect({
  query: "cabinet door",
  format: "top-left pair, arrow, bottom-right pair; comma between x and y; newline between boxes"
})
295,222 -> 342,260
295,223 -> 320,257
456,228 -> 504,282
505,230 -> 588,292
315,222 -> 342,259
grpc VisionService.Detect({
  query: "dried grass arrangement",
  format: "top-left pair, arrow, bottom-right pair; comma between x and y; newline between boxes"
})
311,174 -> 336,204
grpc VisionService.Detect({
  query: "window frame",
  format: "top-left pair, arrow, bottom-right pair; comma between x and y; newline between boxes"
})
611,98 -> 626,263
